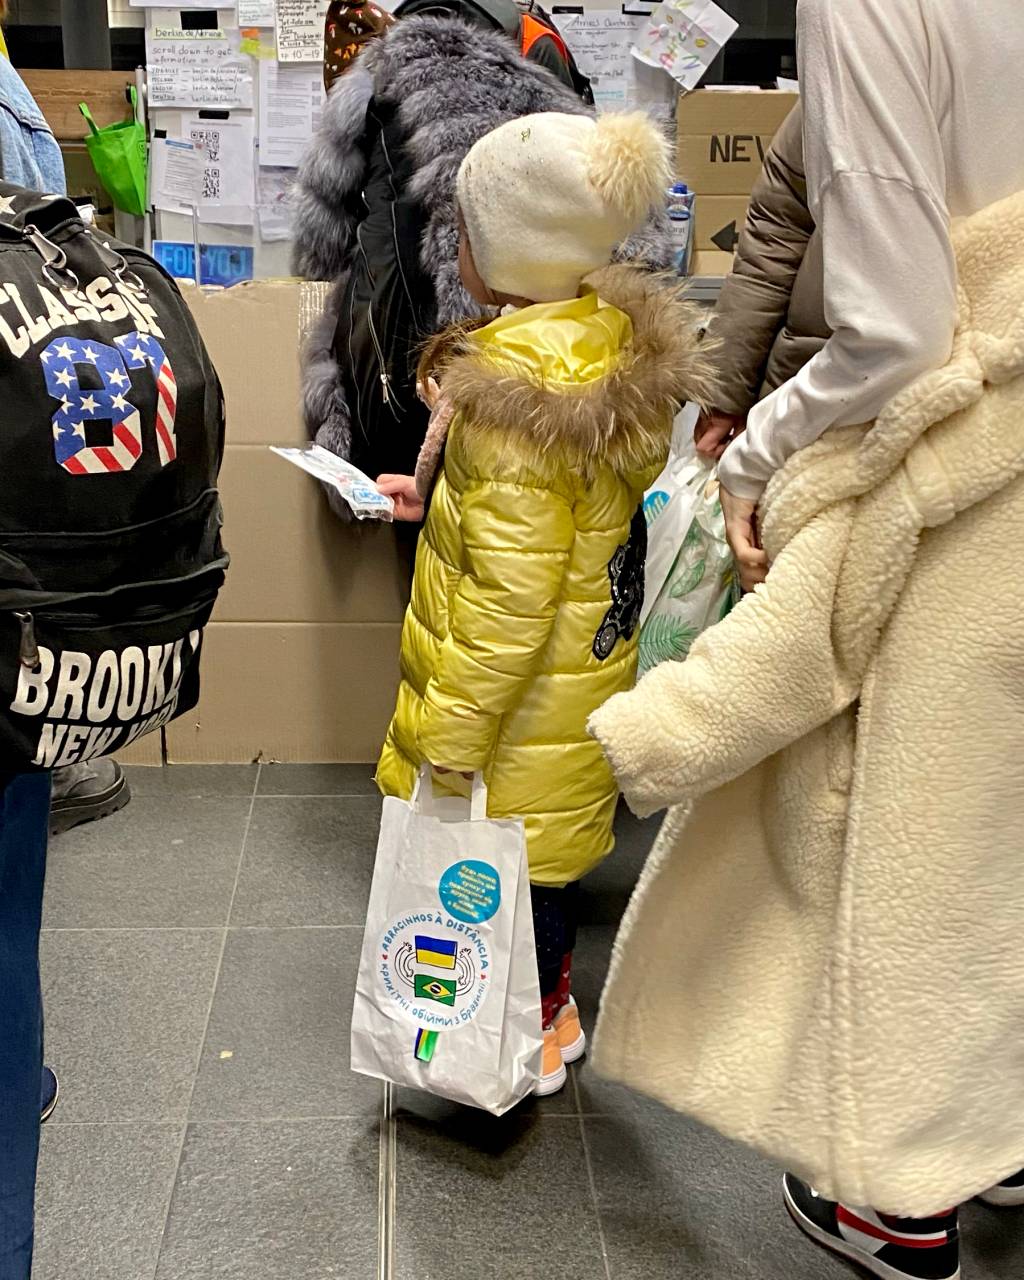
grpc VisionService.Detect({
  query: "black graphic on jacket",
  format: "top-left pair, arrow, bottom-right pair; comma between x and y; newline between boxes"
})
593,506 -> 647,661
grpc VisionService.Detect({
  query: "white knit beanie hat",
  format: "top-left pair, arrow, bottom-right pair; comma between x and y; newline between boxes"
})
456,111 -> 670,304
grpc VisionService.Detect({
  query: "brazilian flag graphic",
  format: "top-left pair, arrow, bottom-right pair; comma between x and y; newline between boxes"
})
414,974 -> 457,1007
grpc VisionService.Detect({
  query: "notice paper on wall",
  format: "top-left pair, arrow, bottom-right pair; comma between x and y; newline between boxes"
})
183,112 -> 257,226
258,168 -> 296,240
238,0 -> 277,22
552,8 -> 675,111
258,61 -> 326,167
146,24 -> 255,110
276,0 -> 330,62
151,136 -> 203,214
632,0 -> 738,91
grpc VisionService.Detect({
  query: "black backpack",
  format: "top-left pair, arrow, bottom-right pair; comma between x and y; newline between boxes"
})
0,185 -> 227,771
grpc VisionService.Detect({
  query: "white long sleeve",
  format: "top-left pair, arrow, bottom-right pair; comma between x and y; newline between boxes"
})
717,0 -> 1024,501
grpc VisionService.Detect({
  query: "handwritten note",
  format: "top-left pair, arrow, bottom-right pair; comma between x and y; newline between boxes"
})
552,9 -> 675,111
238,0 -> 277,23
146,25 -> 254,110
552,11 -> 636,109
632,0 -> 738,92
276,0 -> 330,63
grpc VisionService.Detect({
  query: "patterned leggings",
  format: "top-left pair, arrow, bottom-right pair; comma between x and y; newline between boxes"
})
530,882 -> 580,1027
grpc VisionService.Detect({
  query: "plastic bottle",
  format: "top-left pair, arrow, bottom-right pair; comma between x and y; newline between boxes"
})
667,181 -> 695,276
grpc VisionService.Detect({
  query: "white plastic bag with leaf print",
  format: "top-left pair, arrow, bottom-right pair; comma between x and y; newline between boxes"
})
638,405 -> 738,677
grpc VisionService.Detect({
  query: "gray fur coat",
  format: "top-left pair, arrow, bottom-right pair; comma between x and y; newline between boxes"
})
294,14 -> 672,481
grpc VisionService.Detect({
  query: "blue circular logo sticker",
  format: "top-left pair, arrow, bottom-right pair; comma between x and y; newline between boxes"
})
438,860 -> 502,924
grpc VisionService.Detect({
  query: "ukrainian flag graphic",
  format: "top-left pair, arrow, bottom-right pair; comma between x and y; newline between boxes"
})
415,935 -> 458,970
415,974 -> 457,1006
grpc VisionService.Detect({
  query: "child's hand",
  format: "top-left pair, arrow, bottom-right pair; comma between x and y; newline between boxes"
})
432,765 -> 474,780
377,474 -> 425,523
417,377 -> 441,411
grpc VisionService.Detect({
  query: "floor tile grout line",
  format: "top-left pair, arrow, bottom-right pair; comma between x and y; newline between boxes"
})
46,1113 -> 385,1127
255,792 -> 379,801
574,1072 -> 614,1280
150,761 -> 263,1278
377,1082 -> 397,1280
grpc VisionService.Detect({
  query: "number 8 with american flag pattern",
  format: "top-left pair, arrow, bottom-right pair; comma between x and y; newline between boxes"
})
42,330 -> 177,475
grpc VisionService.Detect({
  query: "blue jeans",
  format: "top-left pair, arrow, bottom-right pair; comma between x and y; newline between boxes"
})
0,773 -> 50,1280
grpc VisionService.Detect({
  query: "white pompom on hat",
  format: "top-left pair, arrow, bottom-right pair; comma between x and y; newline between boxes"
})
456,111 -> 670,304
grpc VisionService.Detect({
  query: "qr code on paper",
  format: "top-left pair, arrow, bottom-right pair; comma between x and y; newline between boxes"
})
190,128 -> 221,164
202,167 -> 221,201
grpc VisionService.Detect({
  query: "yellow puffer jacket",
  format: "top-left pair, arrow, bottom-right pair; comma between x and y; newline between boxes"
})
376,267 -> 709,886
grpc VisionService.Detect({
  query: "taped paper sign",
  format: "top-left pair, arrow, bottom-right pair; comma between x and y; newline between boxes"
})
258,168 -> 296,241
238,0 -> 277,22
146,25 -> 254,110
552,8 -> 676,111
632,0 -> 738,91
150,137 -> 202,214
276,0 -> 330,62
183,113 -> 256,226
258,61 -> 326,167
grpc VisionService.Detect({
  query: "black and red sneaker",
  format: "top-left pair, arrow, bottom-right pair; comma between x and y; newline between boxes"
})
978,1167 -> 1024,1207
783,1174 -> 960,1280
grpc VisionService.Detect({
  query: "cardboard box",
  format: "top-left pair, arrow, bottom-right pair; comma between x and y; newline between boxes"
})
181,280 -> 327,447
215,446 -> 410,624
689,249 -> 736,280
118,733 -> 164,766
677,88 -> 799,137
21,70 -> 137,142
677,131 -> 778,196
168,281 -> 409,763
164,623 -> 401,764
693,195 -> 751,252
677,91 -> 798,197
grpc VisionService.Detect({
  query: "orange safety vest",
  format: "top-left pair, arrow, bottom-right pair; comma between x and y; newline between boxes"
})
519,11 -> 569,64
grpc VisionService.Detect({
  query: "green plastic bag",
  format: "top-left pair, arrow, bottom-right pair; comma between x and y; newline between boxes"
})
79,86 -> 148,216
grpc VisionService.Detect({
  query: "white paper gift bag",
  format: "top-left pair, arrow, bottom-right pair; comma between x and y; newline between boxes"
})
351,770 -> 542,1115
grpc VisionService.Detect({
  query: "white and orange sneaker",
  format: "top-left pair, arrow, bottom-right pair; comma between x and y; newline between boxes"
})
533,1027 -> 568,1097
553,996 -> 587,1065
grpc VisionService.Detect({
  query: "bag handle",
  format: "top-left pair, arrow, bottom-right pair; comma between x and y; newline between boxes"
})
80,85 -> 138,136
79,101 -> 100,138
412,766 -> 488,821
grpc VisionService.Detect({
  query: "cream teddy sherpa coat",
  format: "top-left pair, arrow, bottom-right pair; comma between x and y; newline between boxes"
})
589,188 -> 1024,1218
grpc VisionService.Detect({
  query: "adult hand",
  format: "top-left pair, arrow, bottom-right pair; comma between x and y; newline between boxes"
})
720,485 -> 769,592
695,409 -> 747,460
377,474 -> 425,523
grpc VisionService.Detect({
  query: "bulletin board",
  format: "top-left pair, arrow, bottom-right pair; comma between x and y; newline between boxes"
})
129,0 -> 730,284
135,2 -> 330,282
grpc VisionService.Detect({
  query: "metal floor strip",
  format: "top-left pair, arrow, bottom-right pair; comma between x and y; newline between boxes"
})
377,1081 -> 397,1280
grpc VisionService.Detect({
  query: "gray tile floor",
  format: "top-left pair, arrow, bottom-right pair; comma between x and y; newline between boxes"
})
34,764 -> 1024,1279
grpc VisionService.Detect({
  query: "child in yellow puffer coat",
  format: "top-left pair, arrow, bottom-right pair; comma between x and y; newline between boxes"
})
375,110 -> 711,1096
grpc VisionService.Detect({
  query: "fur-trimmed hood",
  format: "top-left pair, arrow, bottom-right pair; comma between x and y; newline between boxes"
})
434,266 -> 712,479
